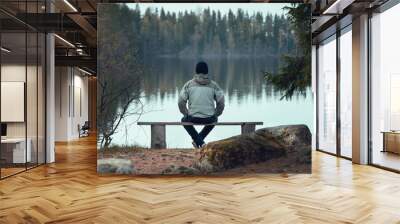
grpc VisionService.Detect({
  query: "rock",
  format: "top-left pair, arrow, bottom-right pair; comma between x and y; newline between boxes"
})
161,165 -> 200,175
199,131 -> 286,171
261,125 -> 311,165
192,157 -> 215,174
97,158 -> 134,174
260,125 -> 311,149
199,125 -> 311,172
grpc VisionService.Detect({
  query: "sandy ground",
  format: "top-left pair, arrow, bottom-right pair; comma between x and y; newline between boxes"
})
99,148 -> 201,174
98,147 -> 310,175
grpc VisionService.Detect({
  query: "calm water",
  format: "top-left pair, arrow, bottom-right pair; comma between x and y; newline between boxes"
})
112,57 -> 314,148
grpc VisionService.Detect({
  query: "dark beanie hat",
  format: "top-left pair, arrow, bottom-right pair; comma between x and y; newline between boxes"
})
196,61 -> 208,74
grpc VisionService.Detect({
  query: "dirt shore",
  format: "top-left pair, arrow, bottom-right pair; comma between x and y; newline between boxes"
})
98,147 -> 310,175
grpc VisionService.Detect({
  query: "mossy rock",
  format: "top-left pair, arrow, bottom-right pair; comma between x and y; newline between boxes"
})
97,158 -> 134,174
200,132 -> 286,170
199,125 -> 311,171
161,165 -> 200,175
259,125 -> 311,149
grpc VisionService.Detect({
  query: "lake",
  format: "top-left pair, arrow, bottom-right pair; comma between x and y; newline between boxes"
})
111,57 -> 314,148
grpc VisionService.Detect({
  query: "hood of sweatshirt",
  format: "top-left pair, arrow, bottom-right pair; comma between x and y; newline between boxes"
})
193,73 -> 211,85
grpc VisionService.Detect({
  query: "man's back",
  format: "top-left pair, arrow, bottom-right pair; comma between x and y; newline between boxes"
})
178,74 -> 224,118
178,61 -> 225,148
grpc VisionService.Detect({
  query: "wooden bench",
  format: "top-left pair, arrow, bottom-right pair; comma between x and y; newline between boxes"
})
137,121 -> 263,149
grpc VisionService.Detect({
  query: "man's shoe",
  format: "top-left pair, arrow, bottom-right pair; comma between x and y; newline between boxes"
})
192,141 -> 199,149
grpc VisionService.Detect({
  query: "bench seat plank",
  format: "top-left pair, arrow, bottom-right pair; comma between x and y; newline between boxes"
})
138,121 -> 263,149
137,122 -> 263,125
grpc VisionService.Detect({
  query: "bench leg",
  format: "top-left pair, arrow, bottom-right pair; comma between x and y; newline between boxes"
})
151,124 -> 166,149
241,124 -> 256,134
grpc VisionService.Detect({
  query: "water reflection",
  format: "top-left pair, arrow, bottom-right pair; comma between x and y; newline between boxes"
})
141,57 -> 281,101
112,57 -> 313,148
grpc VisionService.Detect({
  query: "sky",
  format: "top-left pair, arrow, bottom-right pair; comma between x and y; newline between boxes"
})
127,3 -> 292,16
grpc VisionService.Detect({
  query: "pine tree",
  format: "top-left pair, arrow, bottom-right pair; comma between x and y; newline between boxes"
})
120,4 -> 297,59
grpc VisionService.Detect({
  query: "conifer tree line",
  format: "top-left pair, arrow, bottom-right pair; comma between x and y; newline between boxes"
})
110,4 -> 297,59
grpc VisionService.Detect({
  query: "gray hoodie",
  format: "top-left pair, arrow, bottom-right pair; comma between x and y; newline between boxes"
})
178,74 -> 225,118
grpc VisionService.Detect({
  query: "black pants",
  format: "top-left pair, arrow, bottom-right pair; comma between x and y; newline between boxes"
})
181,115 -> 217,146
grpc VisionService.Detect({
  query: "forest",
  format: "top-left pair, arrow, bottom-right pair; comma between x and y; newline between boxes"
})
103,4 -> 297,59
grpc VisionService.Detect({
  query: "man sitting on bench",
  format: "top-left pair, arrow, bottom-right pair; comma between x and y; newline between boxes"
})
178,61 -> 225,148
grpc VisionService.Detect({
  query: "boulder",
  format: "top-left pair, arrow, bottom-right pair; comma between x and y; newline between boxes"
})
97,158 -> 134,174
198,125 -> 311,172
161,165 -> 200,175
261,125 -> 311,164
260,125 -> 311,149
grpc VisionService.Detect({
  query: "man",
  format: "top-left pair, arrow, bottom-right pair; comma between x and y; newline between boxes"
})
178,61 -> 225,148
